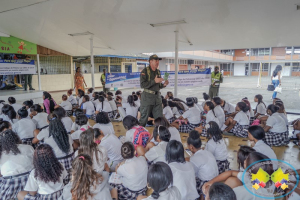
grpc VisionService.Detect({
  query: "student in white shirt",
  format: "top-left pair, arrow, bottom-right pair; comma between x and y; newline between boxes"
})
275,100 -> 288,126
0,130 -> 34,200
67,89 -> 77,105
58,154 -> 114,200
70,109 -> 91,133
137,162 -> 181,200
75,128 -> 108,174
0,119 -> 11,132
166,140 -> 199,200
30,104 -> 48,130
119,95 -> 139,119
96,95 -> 113,119
12,107 -> 36,145
154,117 -> 181,143
202,152 -> 274,200
87,88 -> 94,101
81,95 -> 95,118
177,98 -> 201,133
133,94 -> 141,108
93,112 -> 115,135
18,144 -> 67,200
94,128 -> 123,172
23,100 -> 34,118
262,104 -> 288,146
173,98 -> 189,112
187,130 -> 219,197
223,102 -> 250,138
113,142 -> 148,199
77,89 -> 85,108
212,97 -> 225,126
8,96 -> 23,114
201,93 -> 210,109
242,97 -> 255,125
1,104 -> 18,124
123,115 -> 149,143
107,95 -> 118,117
205,121 -> 230,174
59,94 -> 73,116
53,107 -> 73,133
71,114 -> 90,149
248,126 -> 278,169
168,101 -> 185,121
221,99 -> 236,115
203,182 -> 237,200
254,94 -> 267,118
162,99 -> 173,123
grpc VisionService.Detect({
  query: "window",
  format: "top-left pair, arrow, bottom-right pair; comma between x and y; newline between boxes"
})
293,62 -> 299,67
220,50 -> 233,56
285,63 -> 291,66
286,47 -> 292,55
246,49 -> 250,56
32,55 -> 71,74
220,63 -> 231,71
99,65 -> 108,72
110,65 -> 121,72
251,48 -> 270,56
294,47 -> 300,55
251,63 -> 268,71
292,66 -> 300,72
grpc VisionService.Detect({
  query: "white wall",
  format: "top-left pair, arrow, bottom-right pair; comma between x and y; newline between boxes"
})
234,63 -> 245,76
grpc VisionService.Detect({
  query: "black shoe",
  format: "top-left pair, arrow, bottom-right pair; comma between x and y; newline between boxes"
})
24,88 -> 27,91
29,88 -> 35,90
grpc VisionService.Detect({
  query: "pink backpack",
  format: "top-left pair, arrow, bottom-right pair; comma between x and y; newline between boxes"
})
132,126 -> 150,149
251,119 -> 260,126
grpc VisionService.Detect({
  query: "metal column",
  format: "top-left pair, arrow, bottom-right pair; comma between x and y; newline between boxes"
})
37,54 -> 42,90
174,30 -> 179,97
90,36 -> 95,89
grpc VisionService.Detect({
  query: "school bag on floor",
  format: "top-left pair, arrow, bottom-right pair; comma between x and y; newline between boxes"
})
132,126 -> 150,149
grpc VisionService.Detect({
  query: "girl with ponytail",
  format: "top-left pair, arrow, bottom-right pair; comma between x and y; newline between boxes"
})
242,97 -> 255,125
254,94 -> 266,118
95,95 -> 113,119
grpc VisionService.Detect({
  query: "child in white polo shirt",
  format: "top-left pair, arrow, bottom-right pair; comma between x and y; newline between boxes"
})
162,99 -> 174,124
59,94 -> 73,116
93,112 -> 115,135
30,104 -> 48,130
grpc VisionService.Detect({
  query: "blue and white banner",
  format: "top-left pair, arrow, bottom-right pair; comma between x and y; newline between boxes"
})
0,59 -> 36,75
105,68 -> 211,88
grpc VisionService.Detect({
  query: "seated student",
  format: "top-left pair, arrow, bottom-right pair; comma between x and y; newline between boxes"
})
254,94 -> 267,118
262,104 -> 288,146
87,87 -> 94,100
112,142 -> 148,200
187,130 -> 219,197
223,102 -> 249,138
201,92 -> 210,109
154,117 -> 181,143
8,96 -> 23,114
115,90 -> 127,103
203,182 -> 237,200
204,121 -> 230,174
77,89 -> 85,107
75,128 -> 108,174
12,107 -> 36,145
191,97 -> 204,113
70,109 -> 89,133
81,95 -> 95,118
168,101 -> 185,120
291,119 -> 300,146
23,100 -> 34,117
242,97 -> 255,125
137,126 -> 171,164
162,99 -> 174,124
137,162 -> 181,200
123,115 -> 149,143
133,94 -> 140,108
274,100 -> 288,127
248,126 -> 278,169
71,114 -> 90,141
93,112 -> 115,135
53,107 -> 73,133
176,98 -> 201,133
43,91 -> 57,114
220,98 -> 236,116
95,95 -> 113,118
118,95 -> 139,119
0,104 -> 18,124
30,104 -> 48,130
212,97 -> 226,126
67,89 -> 77,106
173,98 -> 189,112
202,152 -> 274,200
18,144 -> 67,200
0,130 -> 34,200
165,91 -> 174,100
58,154 -> 113,200
0,119 -> 11,132
94,128 -> 123,171
107,95 -> 118,118
166,140 -> 199,200
58,94 -> 73,116
236,146 -> 256,172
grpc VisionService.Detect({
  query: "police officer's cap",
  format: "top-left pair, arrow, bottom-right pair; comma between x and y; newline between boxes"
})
149,54 -> 162,61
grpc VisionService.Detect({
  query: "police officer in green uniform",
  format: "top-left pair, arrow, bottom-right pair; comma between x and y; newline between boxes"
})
139,54 -> 169,127
101,68 -> 109,93
209,66 -> 223,98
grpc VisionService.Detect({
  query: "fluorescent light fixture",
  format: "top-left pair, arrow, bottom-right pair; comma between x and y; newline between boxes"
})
68,31 -> 93,37
150,20 -> 186,27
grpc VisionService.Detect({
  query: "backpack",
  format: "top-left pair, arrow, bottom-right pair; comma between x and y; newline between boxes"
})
132,126 -> 150,149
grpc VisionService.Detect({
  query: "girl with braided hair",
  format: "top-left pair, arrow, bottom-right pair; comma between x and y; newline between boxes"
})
18,144 -> 67,200
0,129 -> 34,200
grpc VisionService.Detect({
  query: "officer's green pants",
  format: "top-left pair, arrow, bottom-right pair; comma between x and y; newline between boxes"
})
139,92 -> 163,127
209,85 -> 220,98
24,74 -> 33,90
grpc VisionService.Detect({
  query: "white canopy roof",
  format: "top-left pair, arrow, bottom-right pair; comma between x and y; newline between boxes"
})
0,0 -> 300,56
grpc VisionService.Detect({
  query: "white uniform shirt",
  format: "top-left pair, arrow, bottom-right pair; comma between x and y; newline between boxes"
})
214,105 -> 225,126
278,112 -> 288,126
99,134 -> 123,164
169,127 -> 181,142
88,93 -> 93,100
266,112 -> 287,133
180,102 -> 189,111
206,110 -> 220,127
189,149 -> 219,181
92,99 -> 101,108
78,96 -> 83,106
24,168 -> 67,194
12,118 -> 36,139
125,126 -> 148,142
0,114 -> 17,124
256,103 -> 267,115
223,102 -> 235,114
93,122 -> 115,135
182,107 -> 201,125
205,139 -> 228,161
145,141 -> 168,163
32,112 -> 48,129
83,101 -> 95,115
60,101 -> 72,111
71,124 -> 91,140
117,156 -> 148,191
68,95 -> 77,105
234,111 -> 249,126
142,186 -> 181,200
109,100 -> 117,111
0,144 -> 34,176
253,140 -> 278,169
11,103 -> 23,113
172,107 -> 181,118
195,104 -> 204,113
163,106 -> 173,120
169,162 -> 199,200
61,117 -> 73,133
96,101 -> 113,113
122,103 -> 139,118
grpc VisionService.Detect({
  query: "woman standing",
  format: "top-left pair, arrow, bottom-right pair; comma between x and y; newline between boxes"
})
271,65 -> 282,99
74,67 -> 87,95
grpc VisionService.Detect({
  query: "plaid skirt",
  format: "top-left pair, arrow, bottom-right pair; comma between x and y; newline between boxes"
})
21,137 -> 37,149
179,123 -> 200,133
216,159 -> 230,174
195,177 -> 208,196
65,110 -> 73,117
107,111 -> 114,119
24,189 -> 63,200
231,123 -> 249,138
0,172 -> 30,200
264,131 -> 289,147
168,117 -> 176,124
111,184 -> 147,200
57,153 -> 74,185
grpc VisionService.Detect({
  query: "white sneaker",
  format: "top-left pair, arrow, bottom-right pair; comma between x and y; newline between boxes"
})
270,97 -> 273,100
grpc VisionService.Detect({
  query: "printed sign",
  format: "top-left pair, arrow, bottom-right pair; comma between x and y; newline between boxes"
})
0,36 -> 37,54
0,59 -> 36,75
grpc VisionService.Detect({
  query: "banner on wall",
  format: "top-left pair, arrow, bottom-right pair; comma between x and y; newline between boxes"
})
0,59 -> 36,75
0,36 -> 37,54
105,68 -> 211,88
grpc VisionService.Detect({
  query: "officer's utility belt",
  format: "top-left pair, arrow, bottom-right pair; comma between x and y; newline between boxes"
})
144,89 -> 159,95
